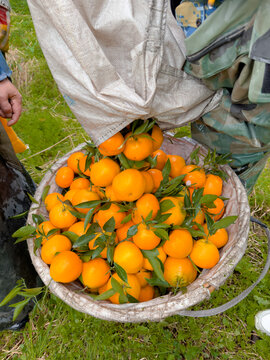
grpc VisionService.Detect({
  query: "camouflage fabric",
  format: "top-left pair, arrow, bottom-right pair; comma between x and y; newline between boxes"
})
174,0 -> 270,193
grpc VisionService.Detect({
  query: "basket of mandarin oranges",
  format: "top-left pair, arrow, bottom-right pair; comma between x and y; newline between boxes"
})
20,119 -> 249,322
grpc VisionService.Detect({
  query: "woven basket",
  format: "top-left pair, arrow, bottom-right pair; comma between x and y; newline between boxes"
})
27,135 -> 250,322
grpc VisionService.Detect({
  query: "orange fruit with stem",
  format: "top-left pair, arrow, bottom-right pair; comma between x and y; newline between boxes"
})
105,273 -> 141,304
63,189 -> 78,203
90,185 -> 105,199
41,234 -> 72,264
69,177 -> 91,190
190,239 -> 220,269
67,151 -> 85,174
98,132 -> 125,156
167,154 -> 186,178
49,203 -> 77,229
44,192 -> 65,212
192,209 -> 205,229
95,203 -> 127,229
55,166 -> 74,188
203,174 -> 223,196
36,220 -> 60,245
206,197 -> 225,221
133,223 -> 161,250
143,246 -> 167,271
72,188 -> 100,214
68,221 -> 90,236
123,133 -> 154,161
160,196 -> 186,226
164,257 -> 197,287
78,155 -> 93,176
138,284 -> 155,302
163,229 -> 193,259
141,171 -> 154,193
202,223 -> 228,248
181,164 -> 206,189
116,220 -> 135,241
81,258 -> 110,289
150,125 -> 164,151
50,250 -> 83,283
132,193 -> 160,224
151,149 -> 168,170
105,185 -> 119,202
90,158 -> 120,187
147,168 -> 163,193
112,169 -> 145,202
136,268 -> 152,287
113,241 -> 144,274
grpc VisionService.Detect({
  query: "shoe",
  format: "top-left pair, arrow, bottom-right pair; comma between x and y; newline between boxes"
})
255,310 -> 270,336
8,315 -> 29,331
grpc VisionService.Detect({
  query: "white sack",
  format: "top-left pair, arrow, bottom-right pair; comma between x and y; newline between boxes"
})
27,0 -> 221,145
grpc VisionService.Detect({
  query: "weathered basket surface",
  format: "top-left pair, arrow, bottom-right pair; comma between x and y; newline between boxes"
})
27,135 -> 250,322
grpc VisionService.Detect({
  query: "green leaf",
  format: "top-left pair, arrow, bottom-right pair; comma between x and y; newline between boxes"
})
200,194 -> 218,207
46,228 -> 60,238
11,298 -> 31,321
141,249 -> 165,281
91,288 -> 116,301
205,213 -> 215,234
114,263 -> 128,283
161,159 -> 171,181
73,233 -> 97,248
12,225 -> 36,239
14,236 -> 30,244
0,284 -> 23,307
147,277 -> 169,287
62,231 -> 79,244
127,225 -> 138,238
34,236 -> 43,251
10,210 -> 29,219
212,216 -> 238,231
117,153 -> 132,169
41,185 -> 50,203
74,200 -> 102,209
133,120 -> 150,135
27,192 -> 39,204
91,246 -> 105,259
68,209 -> 86,219
189,147 -> 200,165
107,245 -> 114,265
111,277 -> 127,303
84,208 -> 96,227
103,217 -> 116,233
144,210 -> 153,223
160,199 -> 175,213
121,213 -> 132,224
145,155 -> 157,168
21,287 -> 43,296
153,228 -> 169,241
126,293 -> 139,303
191,188 -> 204,205
32,214 -> 45,225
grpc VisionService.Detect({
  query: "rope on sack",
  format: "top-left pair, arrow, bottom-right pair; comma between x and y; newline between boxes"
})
177,217 -> 270,317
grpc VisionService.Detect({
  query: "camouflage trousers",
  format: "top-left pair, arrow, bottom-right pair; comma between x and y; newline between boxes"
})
191,90 -> 270,194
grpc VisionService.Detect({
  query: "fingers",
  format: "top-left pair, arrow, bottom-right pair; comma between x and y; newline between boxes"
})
7,93 -> 22,126
0,79 -> 22,126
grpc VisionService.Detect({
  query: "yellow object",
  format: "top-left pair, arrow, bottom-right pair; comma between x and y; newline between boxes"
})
208,0 -> 216,7
0,117 -> 27,153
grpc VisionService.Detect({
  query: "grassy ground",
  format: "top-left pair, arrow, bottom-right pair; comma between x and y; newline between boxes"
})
1,1 -> 270,359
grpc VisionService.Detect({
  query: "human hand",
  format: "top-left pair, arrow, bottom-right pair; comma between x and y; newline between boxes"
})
0,78 -> 22,126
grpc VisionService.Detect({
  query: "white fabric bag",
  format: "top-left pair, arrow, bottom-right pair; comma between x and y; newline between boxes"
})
27,0 -> 221,145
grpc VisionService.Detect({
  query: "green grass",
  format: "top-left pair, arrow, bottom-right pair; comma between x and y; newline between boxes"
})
1,1 -> 270,359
